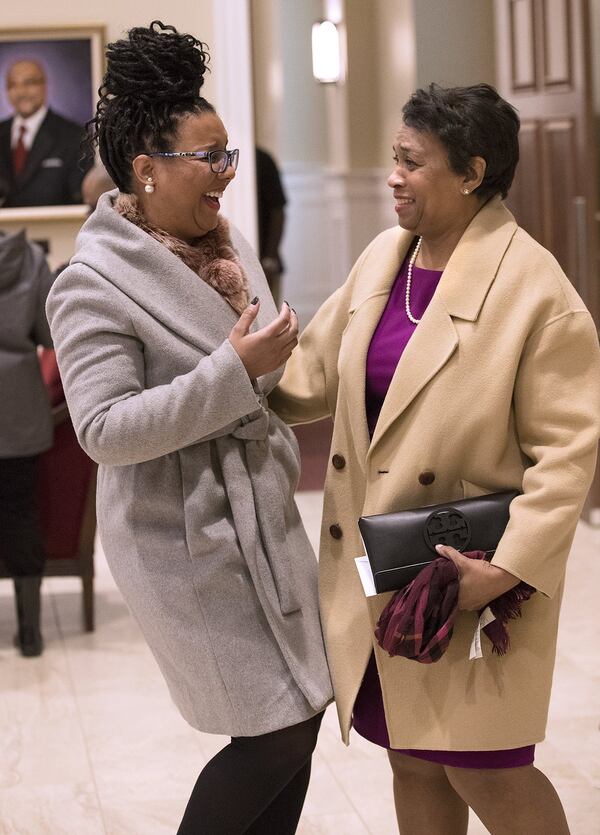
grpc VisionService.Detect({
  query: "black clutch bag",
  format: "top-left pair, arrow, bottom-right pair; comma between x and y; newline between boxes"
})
358,490 -> 520,594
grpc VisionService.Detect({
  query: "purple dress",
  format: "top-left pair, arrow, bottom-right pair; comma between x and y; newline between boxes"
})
355,253 -> 535,769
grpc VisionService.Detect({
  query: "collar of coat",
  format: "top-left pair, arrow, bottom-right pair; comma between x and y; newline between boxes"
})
70,189 -> 273,360
114,192 -> 249,316
348,195 -> 517,319
342,196 -> 519,464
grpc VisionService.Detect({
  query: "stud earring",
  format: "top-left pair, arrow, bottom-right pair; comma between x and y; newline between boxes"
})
462,188 -> 470,195
145,177 -> 155,194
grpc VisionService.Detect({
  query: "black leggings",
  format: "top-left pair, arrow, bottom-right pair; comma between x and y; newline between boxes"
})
177,711 -> 324,835
0,456 -> 46,576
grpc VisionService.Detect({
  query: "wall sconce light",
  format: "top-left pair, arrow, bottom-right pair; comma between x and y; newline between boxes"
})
312,20 -> 344,83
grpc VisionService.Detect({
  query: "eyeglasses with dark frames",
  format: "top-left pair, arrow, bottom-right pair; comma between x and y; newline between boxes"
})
148,148 -> 239,174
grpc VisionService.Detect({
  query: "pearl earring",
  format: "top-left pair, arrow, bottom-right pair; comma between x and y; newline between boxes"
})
462,188 -> 470,195
145,177 -> 155,194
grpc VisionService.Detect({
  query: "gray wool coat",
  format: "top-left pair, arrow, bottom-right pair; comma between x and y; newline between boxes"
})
46,191 -> 333,736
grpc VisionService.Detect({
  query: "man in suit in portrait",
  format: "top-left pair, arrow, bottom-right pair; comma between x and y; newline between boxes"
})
0,59 -> 93,208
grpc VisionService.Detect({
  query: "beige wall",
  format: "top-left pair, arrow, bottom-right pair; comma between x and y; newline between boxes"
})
252,0 -> 414,171
345,0 -> 379,168
413,0 -> 496,88
252,0 -> 328,165
0,1 -> 216,268
279,0 -> 327,163
280,0 -> 329,165
374,0 -> 415,167
251,0 -> 283,155
250,0 -> 327,164
251,0 -> 495,174
354,0 -> 496,168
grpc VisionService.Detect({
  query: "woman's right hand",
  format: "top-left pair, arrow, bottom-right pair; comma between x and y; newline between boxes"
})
229,299 -> 299,379
435,545 -> 520,610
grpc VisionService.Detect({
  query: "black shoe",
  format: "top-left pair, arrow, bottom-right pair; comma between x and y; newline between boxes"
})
14,626 -> 44,657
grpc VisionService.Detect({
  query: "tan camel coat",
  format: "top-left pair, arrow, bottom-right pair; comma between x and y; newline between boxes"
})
270,197 -> 600,750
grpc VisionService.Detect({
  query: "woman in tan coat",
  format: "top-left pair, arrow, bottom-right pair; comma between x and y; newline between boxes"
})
271,84 -> 600,834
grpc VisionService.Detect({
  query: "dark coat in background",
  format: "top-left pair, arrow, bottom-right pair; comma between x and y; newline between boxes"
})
0,229 -> 54,456
0,109 -> 92,207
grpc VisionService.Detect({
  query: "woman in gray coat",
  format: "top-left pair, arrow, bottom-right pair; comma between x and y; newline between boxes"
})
46,22 -> 332,835
0,178 -> 54,657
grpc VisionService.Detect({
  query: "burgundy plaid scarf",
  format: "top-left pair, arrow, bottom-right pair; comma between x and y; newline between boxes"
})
375,551 -> 535,663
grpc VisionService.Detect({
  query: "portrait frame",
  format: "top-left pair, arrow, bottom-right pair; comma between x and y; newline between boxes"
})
0,24 -> 105,221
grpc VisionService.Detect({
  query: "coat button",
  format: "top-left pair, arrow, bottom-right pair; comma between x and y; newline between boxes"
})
418,470 -> 435,486
332,454 -> 346,470
329,523 -> 343,540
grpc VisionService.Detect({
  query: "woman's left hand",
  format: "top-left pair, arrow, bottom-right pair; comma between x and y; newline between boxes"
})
435,545 -> 520,611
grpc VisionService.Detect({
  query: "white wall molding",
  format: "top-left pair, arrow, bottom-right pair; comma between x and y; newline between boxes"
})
212,0 -> 257,247
281,165 -> 393,325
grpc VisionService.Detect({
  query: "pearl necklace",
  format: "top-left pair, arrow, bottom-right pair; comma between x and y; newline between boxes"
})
405,235 -> 423,324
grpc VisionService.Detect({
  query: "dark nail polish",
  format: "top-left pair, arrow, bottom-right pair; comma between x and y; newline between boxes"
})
284,300 -> 290,307
291,308 -> 297,315
251,296 -> 259,305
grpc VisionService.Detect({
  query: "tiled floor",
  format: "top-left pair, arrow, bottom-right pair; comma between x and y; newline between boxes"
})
0,492 -> 598,834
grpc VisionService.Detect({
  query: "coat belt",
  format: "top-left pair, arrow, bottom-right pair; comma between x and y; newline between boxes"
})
218,406 -> 301,616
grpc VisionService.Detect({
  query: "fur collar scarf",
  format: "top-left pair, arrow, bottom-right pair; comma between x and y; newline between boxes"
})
114,193 -> 249,315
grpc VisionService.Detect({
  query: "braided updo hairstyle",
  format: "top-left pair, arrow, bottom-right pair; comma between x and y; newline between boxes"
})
89,20 -> 215,192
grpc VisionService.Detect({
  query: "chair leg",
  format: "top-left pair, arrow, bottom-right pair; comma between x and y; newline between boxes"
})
82,575 -> 94,632
13,576 -> 44,657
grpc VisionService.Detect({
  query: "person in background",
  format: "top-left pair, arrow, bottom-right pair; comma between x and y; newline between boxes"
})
271,83 -> 600,834
46,22 -> 331,835
0,177 -> 54,656
81,162 -> 115,213
255,146 -> 287,306
54,165 -> 116,278
0,59 -> 93,207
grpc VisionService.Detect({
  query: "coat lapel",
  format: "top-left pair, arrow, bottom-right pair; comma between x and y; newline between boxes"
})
368,297 -> 458,456
367,197 -> 518,460
74,191 -> 265,358
342,228 -> 412,472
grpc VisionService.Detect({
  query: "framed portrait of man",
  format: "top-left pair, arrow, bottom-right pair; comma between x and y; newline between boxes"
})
0,25 -> 104,215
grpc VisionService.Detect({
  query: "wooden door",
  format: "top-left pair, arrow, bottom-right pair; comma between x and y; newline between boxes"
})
495,0 -> 600,517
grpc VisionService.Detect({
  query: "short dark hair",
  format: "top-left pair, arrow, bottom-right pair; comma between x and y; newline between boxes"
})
88,20 -> 215,192
402,83 -> 520,201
